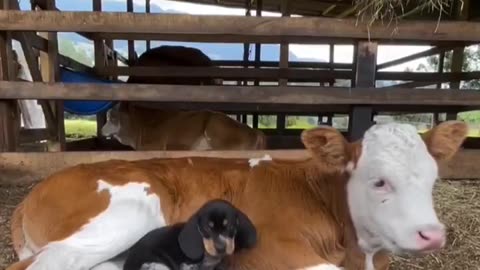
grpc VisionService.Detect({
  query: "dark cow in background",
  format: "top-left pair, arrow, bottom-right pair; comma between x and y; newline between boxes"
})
126,45 -> 221,86
102,45 -> 267,151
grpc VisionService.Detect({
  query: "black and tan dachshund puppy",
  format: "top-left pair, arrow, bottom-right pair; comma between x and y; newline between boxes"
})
123,199 -> 257,270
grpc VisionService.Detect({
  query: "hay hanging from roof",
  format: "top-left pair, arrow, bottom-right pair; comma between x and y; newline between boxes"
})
352,0 -> 458,27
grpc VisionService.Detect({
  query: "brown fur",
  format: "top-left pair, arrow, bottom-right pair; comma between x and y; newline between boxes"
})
10,200 -> 26,258
112,104 -> 266,151
7,121 -> 468,270
204,238 -> 217,257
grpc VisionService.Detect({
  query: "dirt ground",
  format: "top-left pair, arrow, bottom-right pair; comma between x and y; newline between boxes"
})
1,180 -> 479,270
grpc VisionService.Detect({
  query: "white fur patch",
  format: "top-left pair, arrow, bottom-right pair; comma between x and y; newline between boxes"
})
301,264 -> 343,270
248,154 -> 272,167
347,122 -> 443,256
26,180 -> 165,270
18,246 -> 34,261
192,136 -> 212,151
141,263 -> 171,270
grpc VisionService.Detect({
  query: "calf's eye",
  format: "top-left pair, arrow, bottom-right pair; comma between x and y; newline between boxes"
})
374,179 -> 385,188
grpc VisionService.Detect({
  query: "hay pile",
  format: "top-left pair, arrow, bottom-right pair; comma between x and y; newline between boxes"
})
353,0 -> 457,27
0,179 -> 479,269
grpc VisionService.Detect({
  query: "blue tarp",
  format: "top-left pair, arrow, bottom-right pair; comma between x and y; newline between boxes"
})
60,68 -> 117,115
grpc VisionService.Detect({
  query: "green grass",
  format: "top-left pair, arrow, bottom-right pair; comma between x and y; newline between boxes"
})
64,117 -> 480,140
64,119 -> 97,140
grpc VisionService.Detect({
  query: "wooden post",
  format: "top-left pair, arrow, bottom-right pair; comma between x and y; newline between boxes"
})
252,0 -> 263,129
447,0 -> 470,121
145,0 -> 151,50
93,0 -> 108,139
127,0 -> 135,65
276,0 -> 288,136
0,0 -> 19,152
39,0 -> 65,151
348,41 -> 377,141
447,47 -> 464,121
433,50 -> 446,124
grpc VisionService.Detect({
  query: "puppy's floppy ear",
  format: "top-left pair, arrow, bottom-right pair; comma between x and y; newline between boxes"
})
178,214 -> 204,260
235,210 -> 257,250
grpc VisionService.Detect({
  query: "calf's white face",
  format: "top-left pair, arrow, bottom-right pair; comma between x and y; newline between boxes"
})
346,122 -> 467,255
301,121 -> 467,257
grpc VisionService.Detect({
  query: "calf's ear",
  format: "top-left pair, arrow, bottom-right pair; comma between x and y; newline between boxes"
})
301,126 -> 351,171
421,120 -> 468,161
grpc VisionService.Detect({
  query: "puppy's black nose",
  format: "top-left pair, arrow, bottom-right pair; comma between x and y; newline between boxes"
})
215,241 -> 226,253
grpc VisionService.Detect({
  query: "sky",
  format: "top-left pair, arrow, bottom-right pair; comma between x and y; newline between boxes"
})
116,0 -> 433,71
16,0 -> 433,72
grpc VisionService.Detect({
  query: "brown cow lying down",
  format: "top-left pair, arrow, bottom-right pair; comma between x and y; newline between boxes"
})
101,103 -> 266,151
7,121 -> 467,270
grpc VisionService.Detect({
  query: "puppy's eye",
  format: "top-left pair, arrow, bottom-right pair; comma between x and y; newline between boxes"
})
223,219 -> 228,226
208,221 -> 214,228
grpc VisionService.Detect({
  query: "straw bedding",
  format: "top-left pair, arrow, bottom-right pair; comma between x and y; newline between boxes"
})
0,179 -> 479,269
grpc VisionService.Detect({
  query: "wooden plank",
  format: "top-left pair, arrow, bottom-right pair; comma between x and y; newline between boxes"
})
0,0 -> 19,152
2,11 -> 480,43
376,71 -> 480,82
131,101 -> 470,114
145,0 -> 150,50
5,81 -> 480,106
447,47 -> 465,120
349,41 -> 377,141
0,149 -> 477,184
376,45 -> 467,70
214,60 -> 352,70
98,66 -> 346,82
127,0 -> 135,64
93,0 -> 105,76
95,32 -> 475,46
38,0 -> 65,151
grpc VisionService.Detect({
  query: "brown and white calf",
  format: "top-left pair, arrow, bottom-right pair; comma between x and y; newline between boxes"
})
7,121 -> 467,270
101,103 -> 266,151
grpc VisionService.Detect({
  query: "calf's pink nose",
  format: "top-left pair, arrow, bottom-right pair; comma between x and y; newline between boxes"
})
416,228 -> 446,251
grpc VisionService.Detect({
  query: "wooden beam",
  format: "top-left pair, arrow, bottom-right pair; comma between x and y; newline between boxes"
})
0,149 -> 477,183
127,0 -> 135,64
382,81 -> 437,89
376,71 -> 480,82
145,0 -> 151,50
93,0 -> 105,77
447,47 -> 465,120
2,11 -> 480,43
349,41 -> 377,141
98,66 -> 344,82
5,81 -> 480,106
376,45 -> 461,70
31,1 -> 94,40
38,0 -> 65,151
130,101 -> 470,114
0,0 -> 19,152
214,60 -> 352,70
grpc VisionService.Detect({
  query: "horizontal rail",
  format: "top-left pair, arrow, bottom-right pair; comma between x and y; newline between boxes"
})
1,11 -> 480,43
0,149 -> 476,183
3,81 -> 480,106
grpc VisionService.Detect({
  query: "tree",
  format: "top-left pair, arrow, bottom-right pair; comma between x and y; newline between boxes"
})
418,45 -> 480,89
